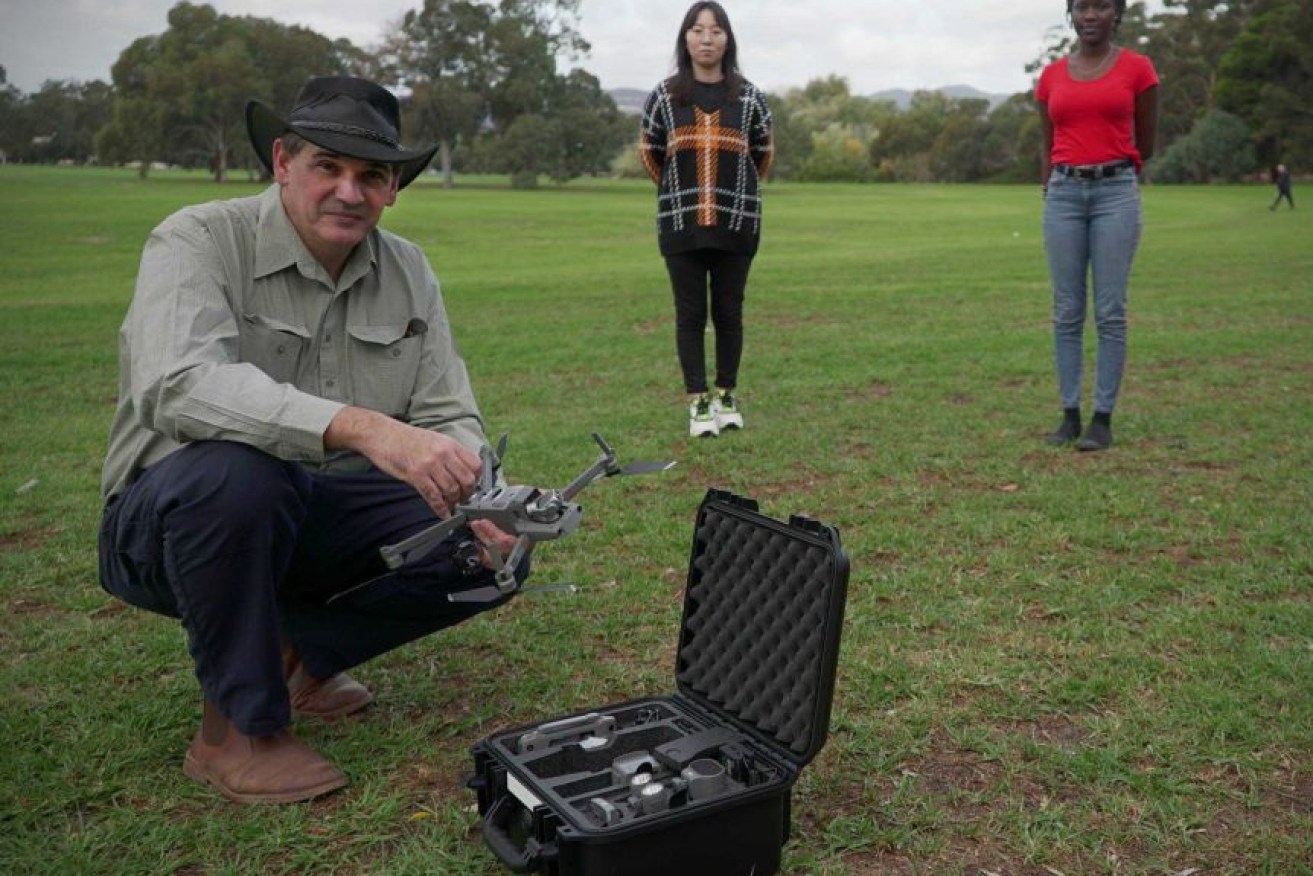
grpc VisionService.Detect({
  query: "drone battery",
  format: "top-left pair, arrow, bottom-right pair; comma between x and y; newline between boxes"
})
468,489 -> 849,876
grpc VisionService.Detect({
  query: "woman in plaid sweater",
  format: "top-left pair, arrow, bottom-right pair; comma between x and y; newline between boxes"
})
640,1 -> 774,438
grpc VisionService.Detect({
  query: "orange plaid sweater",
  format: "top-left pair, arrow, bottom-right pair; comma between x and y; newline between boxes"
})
639,79 -> 774,256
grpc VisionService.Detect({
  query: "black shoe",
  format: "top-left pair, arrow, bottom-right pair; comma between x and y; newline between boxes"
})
1076,420 -> 1113,451
1047,418 -> 1081,446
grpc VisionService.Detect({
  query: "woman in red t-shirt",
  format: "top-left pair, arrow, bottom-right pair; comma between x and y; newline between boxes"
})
1037,0 -> 1159,451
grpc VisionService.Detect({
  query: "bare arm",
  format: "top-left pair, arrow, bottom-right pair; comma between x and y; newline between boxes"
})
324,405 -> 480,517
324,407 -> 521,565
1134,84 -> 1160,165
1039,100 -> 1054,188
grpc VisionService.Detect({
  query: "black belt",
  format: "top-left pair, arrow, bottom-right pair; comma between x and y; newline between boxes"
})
1054,159 -> 1134,179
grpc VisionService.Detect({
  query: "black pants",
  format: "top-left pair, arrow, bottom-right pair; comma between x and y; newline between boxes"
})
663,249 -> 754,395
98,441 -> 522,735
1271,189 -> 1294,209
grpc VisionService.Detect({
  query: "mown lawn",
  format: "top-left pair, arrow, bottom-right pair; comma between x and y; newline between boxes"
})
1,166 -> 1310,875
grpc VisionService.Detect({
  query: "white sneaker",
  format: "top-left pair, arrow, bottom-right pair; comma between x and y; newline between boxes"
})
712,389 -> 743,430
689,394 -> 719,437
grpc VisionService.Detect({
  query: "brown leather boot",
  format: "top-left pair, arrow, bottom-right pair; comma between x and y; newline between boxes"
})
183,699 -> 347,804
283,645 -> 374,720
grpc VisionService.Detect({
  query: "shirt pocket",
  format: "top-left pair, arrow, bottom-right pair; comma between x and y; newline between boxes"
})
240,313 -> 311,384
346,320 -> 426,417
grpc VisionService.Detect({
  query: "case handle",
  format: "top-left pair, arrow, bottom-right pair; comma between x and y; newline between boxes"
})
481,796 -> 542,873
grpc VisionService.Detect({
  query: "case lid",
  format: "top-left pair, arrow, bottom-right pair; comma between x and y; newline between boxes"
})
674,490 -> 850,768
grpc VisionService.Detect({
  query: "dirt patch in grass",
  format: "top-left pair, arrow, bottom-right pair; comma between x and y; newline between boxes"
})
8,596 -> 65,617
849,381 -> 893,400
845,847 -> 1073,876
840,850 -> 919,874
0,522 -> 64,553
1023,714 -> 1093,750
908,745 -> 1005,797
860,548 -> 903,568
1278,768 -> 1313,815
399,759 -> 469,802
755,464 -> 833,498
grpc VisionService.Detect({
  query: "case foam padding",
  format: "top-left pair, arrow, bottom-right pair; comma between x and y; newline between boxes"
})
676,505 -> 841,757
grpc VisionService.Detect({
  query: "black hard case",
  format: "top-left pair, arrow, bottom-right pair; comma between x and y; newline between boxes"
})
468,490 -> 850,876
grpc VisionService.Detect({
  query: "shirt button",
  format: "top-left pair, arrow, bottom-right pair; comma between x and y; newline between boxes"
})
325,379 -> 335,388
324,333 -> 332,343
391,349 -> 402,358
276,345 -> 286,355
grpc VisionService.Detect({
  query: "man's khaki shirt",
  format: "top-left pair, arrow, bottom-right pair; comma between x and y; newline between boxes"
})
102,184 -> 486,499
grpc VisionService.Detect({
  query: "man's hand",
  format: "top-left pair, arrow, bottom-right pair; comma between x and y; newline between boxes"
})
469,518 -> 526,570
325,407 -> 480,516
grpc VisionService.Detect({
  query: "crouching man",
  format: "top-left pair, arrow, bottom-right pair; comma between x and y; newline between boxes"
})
98,76 -> 524,803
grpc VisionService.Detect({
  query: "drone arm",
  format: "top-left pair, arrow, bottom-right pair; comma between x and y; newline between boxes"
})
559,435 -> 620,502
557,459 -> 610,503
477,442 -> 500,493
379,513 -> 467,570
482,532 -> 532,594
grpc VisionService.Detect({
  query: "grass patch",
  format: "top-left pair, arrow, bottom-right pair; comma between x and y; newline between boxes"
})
2,166 -> 1310,875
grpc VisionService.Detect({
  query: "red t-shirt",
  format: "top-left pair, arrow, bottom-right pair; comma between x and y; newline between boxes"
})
1037,49 -> 1159,170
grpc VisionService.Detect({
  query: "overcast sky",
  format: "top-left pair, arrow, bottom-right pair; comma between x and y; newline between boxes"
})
1,0 -> 1167,98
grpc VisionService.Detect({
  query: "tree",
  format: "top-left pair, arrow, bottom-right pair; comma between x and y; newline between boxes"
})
22,80 -> 115,163
547,69 -> 631,179
0,68 -> 33,162
467,70 -> 627,187
762,91 -> 815,180
98,2 -> 351,180
98,35 -> 169,176
979,94 -> 1042,182
385,0 -> 495,188
1215,0 -> 1313,168
1142,0 -> 1256,147
1150,108 -> 1257,181
871,91 -> 959,182
801,123 -> 874,182
150,5 -> 265,179
770,77 -> 896,182
385,0 -> 593,186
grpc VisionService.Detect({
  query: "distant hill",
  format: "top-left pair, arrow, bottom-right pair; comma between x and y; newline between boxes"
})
607,84 -> 1015,115
609,87 -> 648,116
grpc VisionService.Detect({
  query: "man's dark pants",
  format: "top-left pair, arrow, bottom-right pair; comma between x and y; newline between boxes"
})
98,442 -> 518,736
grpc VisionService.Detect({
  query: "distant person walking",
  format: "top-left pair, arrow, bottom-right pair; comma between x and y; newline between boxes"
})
639,1 -> 773,438
1037,0 -> 1159,451
1270,164 -> 1294,210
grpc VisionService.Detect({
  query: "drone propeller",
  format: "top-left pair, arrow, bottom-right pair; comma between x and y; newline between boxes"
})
448,582 -> 579,603
612,459 -> 677,477
588,432 -> 676,479
379,431 -> 674,602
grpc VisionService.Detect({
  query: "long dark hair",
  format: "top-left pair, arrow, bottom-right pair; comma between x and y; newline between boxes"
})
668,2 -> 744,104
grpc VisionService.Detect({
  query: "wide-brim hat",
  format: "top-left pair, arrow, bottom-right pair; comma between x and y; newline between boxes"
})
246,76 -> 438,189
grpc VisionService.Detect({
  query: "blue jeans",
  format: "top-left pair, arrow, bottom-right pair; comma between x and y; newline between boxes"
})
98,442 -> 525,735
1042,167 -> 1143,414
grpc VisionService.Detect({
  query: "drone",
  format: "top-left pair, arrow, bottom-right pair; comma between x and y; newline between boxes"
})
378,433 -> 675,603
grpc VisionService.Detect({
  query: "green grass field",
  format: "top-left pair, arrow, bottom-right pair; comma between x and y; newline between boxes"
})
1,165 -> 1310,875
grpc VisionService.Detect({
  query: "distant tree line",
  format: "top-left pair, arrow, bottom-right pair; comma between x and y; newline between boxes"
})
0,0 -> 631,188
748,0 -> 1309,184
0,0 -> 1307,185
